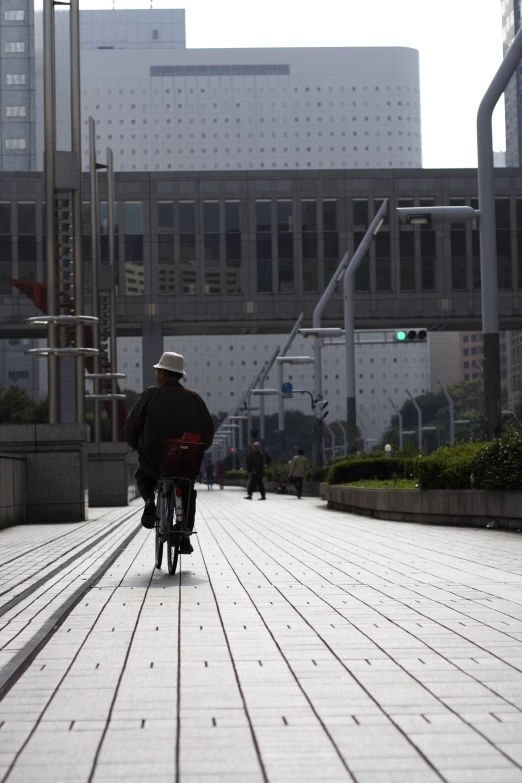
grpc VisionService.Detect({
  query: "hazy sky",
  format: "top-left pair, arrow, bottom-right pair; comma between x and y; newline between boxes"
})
86,0 -> 506,169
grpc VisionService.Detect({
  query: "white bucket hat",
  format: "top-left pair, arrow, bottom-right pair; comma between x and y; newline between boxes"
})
154,351 -> 187,376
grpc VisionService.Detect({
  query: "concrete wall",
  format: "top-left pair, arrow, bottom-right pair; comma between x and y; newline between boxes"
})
0,452 -> 25,528
87,444 -> 140,507
325,484 -> 522,530
0,423 -> 89,522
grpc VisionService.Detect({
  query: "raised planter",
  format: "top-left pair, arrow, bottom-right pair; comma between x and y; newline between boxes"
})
324,484 -> 522,530
0,452 -> 26,529
224,478 -> 320,497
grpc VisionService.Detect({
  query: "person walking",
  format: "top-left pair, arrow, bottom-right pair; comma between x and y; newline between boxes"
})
205,460 -> 214,490
288,449 -> 310,499
244,442 -> 270,500
216,461 -> 226,490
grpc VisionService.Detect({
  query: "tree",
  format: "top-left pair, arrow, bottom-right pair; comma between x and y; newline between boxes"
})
0,386 -> 49,424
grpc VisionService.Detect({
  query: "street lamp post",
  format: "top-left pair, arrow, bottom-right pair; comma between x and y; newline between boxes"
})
388,398 -> 403,450
477,24 -> 522,441
406,389 -> 422,453
438,380 -> 455,445
276,356 -> 314,462
344,200 -> 388,453
311,256 -> 351,467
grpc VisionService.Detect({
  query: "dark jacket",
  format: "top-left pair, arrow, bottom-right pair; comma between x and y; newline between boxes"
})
246,450 -> 270,475
124,380 -> 214,475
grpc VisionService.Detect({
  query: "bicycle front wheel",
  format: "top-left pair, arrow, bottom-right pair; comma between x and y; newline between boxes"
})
167,533 -> 180,575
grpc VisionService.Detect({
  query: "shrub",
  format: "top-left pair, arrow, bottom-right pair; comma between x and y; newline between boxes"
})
416,442 -> 485,490
310,466 -> 327,482
225,469 -> 248,481
473,422 -> 522,490
328,457 -> 417,485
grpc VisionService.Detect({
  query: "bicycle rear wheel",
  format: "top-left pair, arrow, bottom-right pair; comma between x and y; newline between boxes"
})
167,533 -> 180,575
155,525 -> 164,569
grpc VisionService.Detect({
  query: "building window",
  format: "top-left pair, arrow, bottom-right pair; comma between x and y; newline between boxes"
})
5,42 -> 25,53
4,10 -> 25,20
225,201 -> 241,294
179,201 -> 196,295
123,202 -> 144,296
277,200 -> 294,293
203,201 -> 220,295
5,138 -> 26,149
256,200 -> 272,294
301,199 -> 318,293
152,29 -> 159,40
5,106 -> 26,118
157,201 -> 174,294
323,200 -> 339,287
5,74 -> 26,85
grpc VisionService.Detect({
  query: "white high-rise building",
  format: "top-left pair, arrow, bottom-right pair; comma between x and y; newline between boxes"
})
38,9 -> 422,174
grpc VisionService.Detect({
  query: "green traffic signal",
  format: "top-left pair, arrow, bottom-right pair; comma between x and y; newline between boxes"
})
395,330 -> 407,342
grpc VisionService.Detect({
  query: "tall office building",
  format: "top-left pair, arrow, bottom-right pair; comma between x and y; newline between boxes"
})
502,0 -> 522,165
7,8 -> 422,172
0,0 -> 36,170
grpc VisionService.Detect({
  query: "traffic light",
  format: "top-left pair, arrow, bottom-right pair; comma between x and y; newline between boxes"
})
394,329 -> 427,343
315,400 -> 329,420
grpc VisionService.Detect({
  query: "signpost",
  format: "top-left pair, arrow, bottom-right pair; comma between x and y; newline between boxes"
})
282,382 -> 293,399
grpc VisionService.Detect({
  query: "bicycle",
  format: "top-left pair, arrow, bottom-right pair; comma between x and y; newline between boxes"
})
154,438 -> 205,576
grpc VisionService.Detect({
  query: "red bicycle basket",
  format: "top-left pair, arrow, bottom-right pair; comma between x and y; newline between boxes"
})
163,439 -> 205,478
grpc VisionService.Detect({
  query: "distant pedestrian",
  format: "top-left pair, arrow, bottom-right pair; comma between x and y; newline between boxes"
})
288,449 -> 310,499
244,442 -> 271,501
205,460 -> 214,490
216,461 -> 226,490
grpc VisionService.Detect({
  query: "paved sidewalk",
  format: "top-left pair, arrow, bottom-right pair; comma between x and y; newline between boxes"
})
1,488 -> 522,783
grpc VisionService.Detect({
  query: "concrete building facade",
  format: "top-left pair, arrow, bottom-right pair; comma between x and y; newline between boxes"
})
502,0 -> 522,166
0,0 -> 36,170
115,331 -> 430,447
5,7 -> 422,173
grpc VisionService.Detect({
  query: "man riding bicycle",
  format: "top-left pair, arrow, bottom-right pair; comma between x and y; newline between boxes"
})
124,351 -> 214,552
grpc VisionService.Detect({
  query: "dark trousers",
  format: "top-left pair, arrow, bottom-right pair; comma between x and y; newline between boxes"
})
136,463 -> 197,531
294,477 -> 304,498
247,472 -> 265,498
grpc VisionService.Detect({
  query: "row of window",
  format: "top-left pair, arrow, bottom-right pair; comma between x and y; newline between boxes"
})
4,42 -> 25,53
4,196 -> 522,295
4,10 -> 25,20
5,107 -> 26,117
4,139 -> 26,150
4,73 -> 26,85
83,85 -> 419,96
85,102 -> 417,113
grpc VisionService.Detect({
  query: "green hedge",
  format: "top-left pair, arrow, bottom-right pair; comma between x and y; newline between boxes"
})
328,457 -> 417,485
225,469 -> 248,480
416,442 -> 485,489
473,423 -> 522,490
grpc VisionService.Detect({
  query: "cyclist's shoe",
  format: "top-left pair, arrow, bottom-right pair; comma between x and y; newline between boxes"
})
141,498 -> 156,529
180,536 -> 194,555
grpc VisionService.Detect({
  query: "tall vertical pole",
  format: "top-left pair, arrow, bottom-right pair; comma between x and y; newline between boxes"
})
43,0 -> 58,422
389,397 -> 403,450
312,257 -> 348,467
277,360 -> 285,461
70,0 -> 84,424
406,389 -> 422,453
344,201 -> 388,454
438,380 -> 455,445
477,25 -> 522,440
107,147 -> 118,441
89,117 -> 101,443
